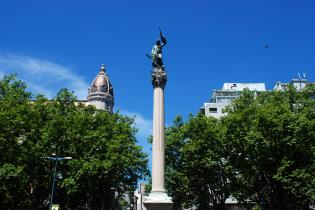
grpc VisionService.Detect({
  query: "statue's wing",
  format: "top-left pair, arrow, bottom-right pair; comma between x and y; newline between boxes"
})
159,28 -> 167,45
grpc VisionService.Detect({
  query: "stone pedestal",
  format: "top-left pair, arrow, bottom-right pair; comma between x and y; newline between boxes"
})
144,192 -> 172,210
143,67 -> 172,210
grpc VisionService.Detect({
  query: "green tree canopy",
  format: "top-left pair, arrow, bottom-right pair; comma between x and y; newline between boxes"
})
165,115 -> 233,210
164,86 -> 315,210
0,75 -> 148,209
223,87 -> 315,209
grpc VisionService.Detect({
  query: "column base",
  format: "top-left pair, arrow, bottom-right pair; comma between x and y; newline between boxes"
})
143,192 -> 172,210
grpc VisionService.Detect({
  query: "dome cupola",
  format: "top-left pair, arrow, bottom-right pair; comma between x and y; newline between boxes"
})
87,64 -> 114,112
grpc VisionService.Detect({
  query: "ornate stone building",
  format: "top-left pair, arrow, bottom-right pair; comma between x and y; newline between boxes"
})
86,64 -> 114,112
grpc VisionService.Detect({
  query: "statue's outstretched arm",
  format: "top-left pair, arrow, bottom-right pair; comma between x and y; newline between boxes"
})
159,28 -> 167,47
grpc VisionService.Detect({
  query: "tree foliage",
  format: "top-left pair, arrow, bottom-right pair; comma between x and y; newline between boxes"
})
0,75 -> 148,209
223,87 -> 315,209
165,115 -> 233,210
164,86 -> 315,210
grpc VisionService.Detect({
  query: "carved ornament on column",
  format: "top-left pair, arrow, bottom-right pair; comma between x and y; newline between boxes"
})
151,67 -> 167,88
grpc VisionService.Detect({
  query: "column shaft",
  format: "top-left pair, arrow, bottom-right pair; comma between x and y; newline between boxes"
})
152,86 -> 165,192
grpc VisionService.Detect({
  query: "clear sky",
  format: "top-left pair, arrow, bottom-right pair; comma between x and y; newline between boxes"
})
0,0 -> 314,165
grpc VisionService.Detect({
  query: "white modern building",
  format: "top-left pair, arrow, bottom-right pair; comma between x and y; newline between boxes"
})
202,76 -> 314,118
274,76 -> 308,91
201,83 -> 266,118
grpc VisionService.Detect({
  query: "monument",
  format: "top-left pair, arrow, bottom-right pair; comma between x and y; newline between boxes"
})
143,30 -> 173,210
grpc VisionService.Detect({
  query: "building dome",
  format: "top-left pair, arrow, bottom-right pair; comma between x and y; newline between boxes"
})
87,64 -> 114,112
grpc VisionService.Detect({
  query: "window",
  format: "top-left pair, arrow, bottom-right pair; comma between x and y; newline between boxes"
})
209,107 -> 217,113
217,97 -> 230,103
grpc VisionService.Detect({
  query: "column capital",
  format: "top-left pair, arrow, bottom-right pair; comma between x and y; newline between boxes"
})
151,67 -> 167,88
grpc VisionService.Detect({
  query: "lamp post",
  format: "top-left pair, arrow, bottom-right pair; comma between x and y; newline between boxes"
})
139,183 -> 145,210
44,153 -> 72,210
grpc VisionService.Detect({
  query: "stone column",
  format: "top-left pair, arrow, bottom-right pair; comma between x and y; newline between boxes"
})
143,67 -> 172,210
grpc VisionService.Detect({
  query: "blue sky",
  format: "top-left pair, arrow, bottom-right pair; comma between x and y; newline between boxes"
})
1,0 -> 315,168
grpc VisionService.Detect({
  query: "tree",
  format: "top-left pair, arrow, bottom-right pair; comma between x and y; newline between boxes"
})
165,86 -> 315,210
222,87 -> 315,209
0,74 -> 38,209
165,115 -> 233,210
0,75 -> 149,209
165,116 -> 190,209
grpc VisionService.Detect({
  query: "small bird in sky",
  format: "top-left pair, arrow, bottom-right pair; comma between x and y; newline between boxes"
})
264,42 -> 270,48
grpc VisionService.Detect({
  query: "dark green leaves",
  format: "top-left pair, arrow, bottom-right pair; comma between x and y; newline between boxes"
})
165,88 -> 315,209
0,75 -> 148,209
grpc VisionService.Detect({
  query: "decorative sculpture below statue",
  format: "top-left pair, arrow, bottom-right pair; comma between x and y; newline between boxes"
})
147,29 -> 167,69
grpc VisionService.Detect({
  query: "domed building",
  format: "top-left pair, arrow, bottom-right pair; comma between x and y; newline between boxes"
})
87,64 -> 114,112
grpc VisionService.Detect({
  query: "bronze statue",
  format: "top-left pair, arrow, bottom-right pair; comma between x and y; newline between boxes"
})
147,29 -> 167,68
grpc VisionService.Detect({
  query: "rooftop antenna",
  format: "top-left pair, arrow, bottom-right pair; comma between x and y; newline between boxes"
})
297,72 -> 302,89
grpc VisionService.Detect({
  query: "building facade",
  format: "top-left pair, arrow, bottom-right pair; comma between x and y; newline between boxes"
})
201,83 -> 266,118
202,76 -> 314,119
274,77 -> 308,91
76,64 -> 114,112
87,64 -> 114,112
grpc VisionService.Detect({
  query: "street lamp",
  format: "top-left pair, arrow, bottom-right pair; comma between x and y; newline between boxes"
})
44,153 -> 72,210
139,183 -> 145,210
